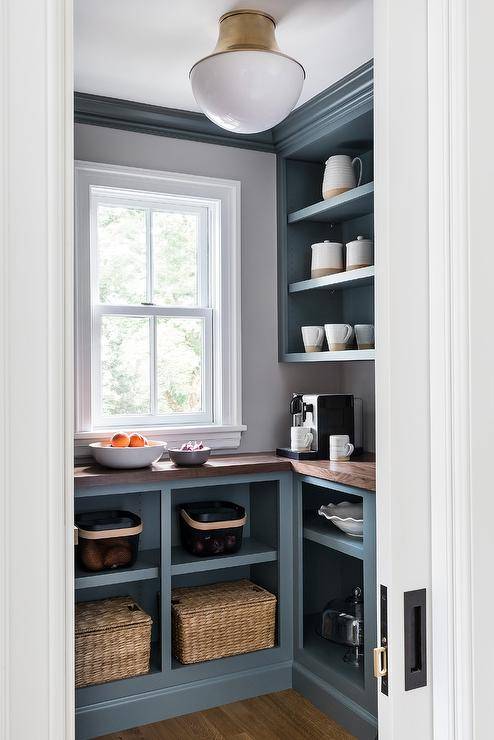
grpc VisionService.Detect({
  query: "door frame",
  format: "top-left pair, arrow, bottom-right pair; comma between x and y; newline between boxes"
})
1,0 -> 74,738
0,0 -> 475,738
428,0 -> 474,736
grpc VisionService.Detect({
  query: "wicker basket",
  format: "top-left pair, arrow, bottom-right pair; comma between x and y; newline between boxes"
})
172,579 -> 276,665
75,596 -> 152,688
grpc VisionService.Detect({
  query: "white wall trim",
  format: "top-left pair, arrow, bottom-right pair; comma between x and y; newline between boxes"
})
428,0 -> 474,737
1,0 -> 74,738
74,160 -> 243,443
74,424 -> 246,459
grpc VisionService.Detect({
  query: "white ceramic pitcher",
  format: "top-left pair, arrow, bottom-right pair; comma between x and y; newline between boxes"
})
322,154 -> 362,200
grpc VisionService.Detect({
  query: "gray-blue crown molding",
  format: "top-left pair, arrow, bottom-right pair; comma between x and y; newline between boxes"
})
74,60 -> 373,155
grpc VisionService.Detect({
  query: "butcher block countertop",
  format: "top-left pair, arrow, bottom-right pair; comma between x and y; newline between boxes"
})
74,452 -> 376,492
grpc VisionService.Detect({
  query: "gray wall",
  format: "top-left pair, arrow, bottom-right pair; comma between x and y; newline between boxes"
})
340,362 -> 375,453
75,124 -> 345,453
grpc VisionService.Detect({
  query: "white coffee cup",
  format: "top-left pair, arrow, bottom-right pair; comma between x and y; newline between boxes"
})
355,324 -> 375,350
291,426 -> 313,451
311,240 -> 344,278
324,323 -> 354,351
329,434 -> 354,461
346,235 -> 374,271
301,325 -> 325,353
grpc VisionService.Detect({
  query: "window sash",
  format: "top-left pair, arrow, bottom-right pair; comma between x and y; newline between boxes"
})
90,190 -> 213,427
91,305 -> 213,428
91,192 -> 210,309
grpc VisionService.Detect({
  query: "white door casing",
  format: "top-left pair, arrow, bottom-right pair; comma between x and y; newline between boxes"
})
0,0 -> 74,739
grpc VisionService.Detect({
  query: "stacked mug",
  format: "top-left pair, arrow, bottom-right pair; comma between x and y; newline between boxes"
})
301,323 -> 374,353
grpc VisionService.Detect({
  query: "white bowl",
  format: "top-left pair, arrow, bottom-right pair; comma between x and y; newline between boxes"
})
318,501 -> 364,538
89,440 -> 167,469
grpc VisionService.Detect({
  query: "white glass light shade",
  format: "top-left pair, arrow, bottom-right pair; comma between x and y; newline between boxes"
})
190,50 -> 305,134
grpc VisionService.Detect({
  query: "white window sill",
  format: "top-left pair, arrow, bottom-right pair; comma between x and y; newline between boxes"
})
74,424 -> 247,460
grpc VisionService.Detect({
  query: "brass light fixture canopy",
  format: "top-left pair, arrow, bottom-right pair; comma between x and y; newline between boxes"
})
189,8 -> 305,134
214,10 -> 280,54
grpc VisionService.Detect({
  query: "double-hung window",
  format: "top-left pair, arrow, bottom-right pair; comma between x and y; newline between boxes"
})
75,162 -> 243,448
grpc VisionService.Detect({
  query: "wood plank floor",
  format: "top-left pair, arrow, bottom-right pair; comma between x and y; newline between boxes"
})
98,689 -> 354,739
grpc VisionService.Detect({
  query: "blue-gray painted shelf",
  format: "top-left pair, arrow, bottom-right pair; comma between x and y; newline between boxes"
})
289,266 -> 374,294
283,349 -> 375,363
75,549 -> 160,589
287,182 -> 374,224
170,538 -> 277,576
302,614 -> 365,692
303,513 -> 364,560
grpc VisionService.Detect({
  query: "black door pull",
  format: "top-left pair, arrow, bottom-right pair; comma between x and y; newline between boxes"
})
404,588 -> 427,690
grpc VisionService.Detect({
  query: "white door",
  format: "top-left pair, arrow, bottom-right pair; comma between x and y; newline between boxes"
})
374,1 -> 433,735
374,0 -> 489,738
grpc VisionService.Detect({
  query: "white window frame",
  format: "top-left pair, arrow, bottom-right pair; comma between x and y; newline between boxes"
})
75,161 -> 245,451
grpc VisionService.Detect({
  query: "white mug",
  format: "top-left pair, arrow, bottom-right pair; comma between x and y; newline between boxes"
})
330,434 -> 355,461
355,324 -> 374,350
311,240 -> 344,278
291,426 -> 313,451
301,325 -> 325,353
346,235 -> 374,271
322,155 -> 363,200
324,323 -> 354,351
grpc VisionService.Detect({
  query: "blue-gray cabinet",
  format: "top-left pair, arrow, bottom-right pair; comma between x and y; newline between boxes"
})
74,470 -> 377,740
276,61 -> 375,362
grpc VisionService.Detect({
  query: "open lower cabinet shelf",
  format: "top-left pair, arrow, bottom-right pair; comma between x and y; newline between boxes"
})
171,538 -> 277,575
75,548 -> 160,589
73,467 -> 377,740
303,512 -> 364,559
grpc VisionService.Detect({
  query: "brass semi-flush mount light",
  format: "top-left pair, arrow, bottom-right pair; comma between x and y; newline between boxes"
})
190,9 -> 305,134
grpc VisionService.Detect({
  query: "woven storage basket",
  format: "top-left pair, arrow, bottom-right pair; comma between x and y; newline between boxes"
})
172,579 -> 276,664
75,596 -> 152,688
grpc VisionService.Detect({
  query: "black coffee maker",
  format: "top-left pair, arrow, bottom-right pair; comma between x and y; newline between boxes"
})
276,393 -> 356,460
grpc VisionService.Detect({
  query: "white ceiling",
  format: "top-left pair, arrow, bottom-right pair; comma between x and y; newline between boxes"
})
75,0 -> 373,113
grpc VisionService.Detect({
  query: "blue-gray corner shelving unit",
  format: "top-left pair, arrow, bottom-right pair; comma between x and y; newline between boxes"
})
276,61 -> 375,363
74,469 -> 377,740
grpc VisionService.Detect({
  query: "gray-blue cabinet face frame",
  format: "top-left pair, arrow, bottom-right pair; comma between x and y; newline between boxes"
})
74,471 -> 376,740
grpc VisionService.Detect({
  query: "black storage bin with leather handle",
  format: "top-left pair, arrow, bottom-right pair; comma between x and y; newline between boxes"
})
75,510 -> 143,572
178,501 -> 246,557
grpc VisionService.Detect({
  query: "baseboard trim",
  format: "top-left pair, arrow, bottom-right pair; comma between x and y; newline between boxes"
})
76,661 -> 292,739
292,662 -> 377,740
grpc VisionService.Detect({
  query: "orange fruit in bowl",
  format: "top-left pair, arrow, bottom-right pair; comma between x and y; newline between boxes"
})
110,432 -> 130,448
129,433 -> 147,448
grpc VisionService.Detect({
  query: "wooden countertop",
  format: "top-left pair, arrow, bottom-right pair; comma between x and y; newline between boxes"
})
74,452 -> 376,492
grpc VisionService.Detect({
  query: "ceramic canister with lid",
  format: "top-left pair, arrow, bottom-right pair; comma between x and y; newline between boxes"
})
346,235 -> 374,271
311,240 -> 344,278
